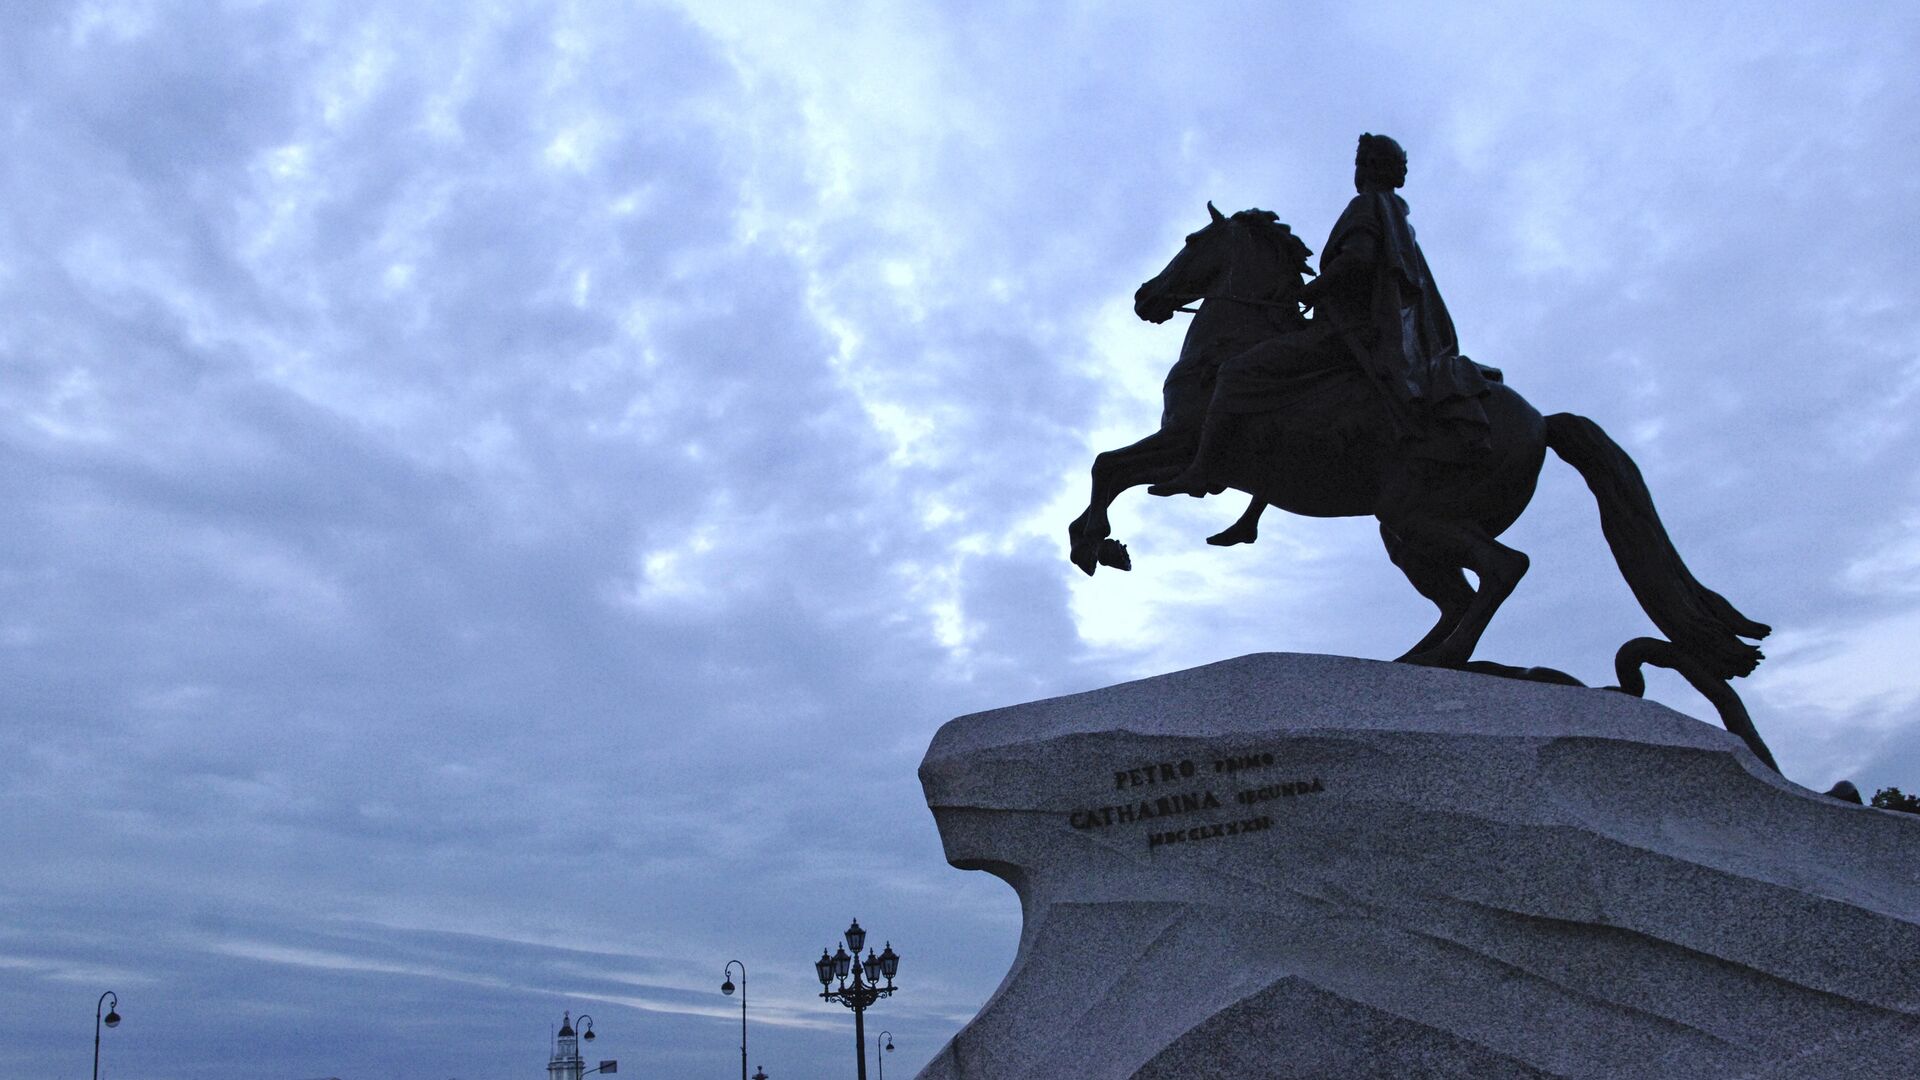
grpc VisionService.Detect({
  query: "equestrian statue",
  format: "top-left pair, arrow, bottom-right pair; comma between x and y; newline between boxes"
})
1066,134 -> 1780,772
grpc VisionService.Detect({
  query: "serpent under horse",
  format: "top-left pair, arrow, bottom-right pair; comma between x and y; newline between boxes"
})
1067,204 -> 1778,770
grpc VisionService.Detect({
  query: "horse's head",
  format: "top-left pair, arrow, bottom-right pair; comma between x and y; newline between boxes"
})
1133,202 -> 1314,324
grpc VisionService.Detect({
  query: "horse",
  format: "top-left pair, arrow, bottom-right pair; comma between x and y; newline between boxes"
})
1067,203 -> 1779,769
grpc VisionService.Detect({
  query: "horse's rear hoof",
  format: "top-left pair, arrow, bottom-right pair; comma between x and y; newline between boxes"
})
1395,647 -> 1459,669
1098,539 -> 1132,571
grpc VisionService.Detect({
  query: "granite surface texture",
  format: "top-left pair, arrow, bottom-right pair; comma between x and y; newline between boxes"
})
914,653 -> 1920,1080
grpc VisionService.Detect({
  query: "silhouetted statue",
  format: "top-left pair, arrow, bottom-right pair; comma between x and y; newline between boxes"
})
1067,134 -> 1778,771
1153,134 -> 1490,505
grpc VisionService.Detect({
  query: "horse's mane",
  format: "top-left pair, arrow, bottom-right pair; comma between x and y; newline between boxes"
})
1229,208 -> 1316,283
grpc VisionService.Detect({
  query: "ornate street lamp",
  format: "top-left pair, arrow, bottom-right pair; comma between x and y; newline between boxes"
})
721,960 -> 749,1080
549,1012 -> 616,1080
877,1030 -> 896,1080
814,919 -> 900,1080
560,1011 -> 596,1043
93,991 -> 121,1080
752,1069 -> 768,1080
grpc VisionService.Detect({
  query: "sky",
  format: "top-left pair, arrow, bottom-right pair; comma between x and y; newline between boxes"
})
3,1 -> 1918,1076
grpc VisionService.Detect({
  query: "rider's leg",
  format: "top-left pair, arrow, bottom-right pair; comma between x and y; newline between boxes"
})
1207,498 -> 1267,546
1150,336 -> 1297,498
1149,406 -> 1235,497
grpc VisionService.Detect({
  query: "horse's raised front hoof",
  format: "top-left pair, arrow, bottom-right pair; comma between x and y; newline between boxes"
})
1097,539 -> 1132,571
1071,542 -> 1101,576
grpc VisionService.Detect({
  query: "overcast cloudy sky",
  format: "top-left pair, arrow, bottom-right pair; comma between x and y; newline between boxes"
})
4,1 -> 1918,1076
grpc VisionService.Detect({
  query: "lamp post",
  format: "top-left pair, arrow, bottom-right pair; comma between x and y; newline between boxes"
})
547,1011 -> 600,1080
877,1030 -> 895,1080
92,991 -> 120,1080
814,918 -> 900,1080
721,960 -> 748,1080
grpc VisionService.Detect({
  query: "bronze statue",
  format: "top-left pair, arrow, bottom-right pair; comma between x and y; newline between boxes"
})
1152,134 -> 1491,504
1067,134 -> 1778,771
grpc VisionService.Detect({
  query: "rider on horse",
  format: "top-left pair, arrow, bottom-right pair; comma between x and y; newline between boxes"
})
1150,133 -> 1494,499
1071,138 -> 1777,769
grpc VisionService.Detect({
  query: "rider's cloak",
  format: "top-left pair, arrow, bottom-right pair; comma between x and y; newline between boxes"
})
1321,191 -> 1493,461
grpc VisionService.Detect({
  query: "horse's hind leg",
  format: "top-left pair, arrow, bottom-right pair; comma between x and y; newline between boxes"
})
1380,523 -> 1473,656
1384,515 -> 1529,668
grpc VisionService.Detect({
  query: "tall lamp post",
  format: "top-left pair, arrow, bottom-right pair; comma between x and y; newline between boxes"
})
721,960 -> 748,1080
814,919 -> 900,1080
547,1011 -> 616,1080
92,991 -> 121,1080
877,1030 -> 895,1080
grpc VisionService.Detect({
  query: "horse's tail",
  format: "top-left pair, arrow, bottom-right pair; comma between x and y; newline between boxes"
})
1544,412 -> 1768,680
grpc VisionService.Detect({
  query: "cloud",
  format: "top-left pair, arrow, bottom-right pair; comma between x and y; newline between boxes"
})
3,2 -> 1919,1077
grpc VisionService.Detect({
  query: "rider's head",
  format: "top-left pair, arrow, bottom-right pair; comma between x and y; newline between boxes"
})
1355,133 -> 1408,192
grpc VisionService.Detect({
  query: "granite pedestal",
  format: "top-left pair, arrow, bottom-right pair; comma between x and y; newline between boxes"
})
915,653 -> 1920,1079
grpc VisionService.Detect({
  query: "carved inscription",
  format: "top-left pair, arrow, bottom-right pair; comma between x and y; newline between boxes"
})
1236,777 -> 1324,805
1069,789 -> 1222,831
1069,752 -> 1324,849
1148,814 -> 1272,850
1114,759 -> 1198,788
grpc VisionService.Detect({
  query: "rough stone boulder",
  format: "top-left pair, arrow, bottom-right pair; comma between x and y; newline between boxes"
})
914,653 -> 1920,1079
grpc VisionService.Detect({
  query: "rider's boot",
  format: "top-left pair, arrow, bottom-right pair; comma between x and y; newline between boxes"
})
1150,411 -> 1231,497
1207,499 -> 1266,545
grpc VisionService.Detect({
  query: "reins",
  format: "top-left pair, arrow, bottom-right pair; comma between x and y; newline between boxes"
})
1170,293 -> 1301,315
